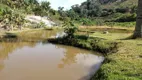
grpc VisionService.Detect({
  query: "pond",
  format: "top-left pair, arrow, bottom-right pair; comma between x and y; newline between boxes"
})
0,30 -> 104,80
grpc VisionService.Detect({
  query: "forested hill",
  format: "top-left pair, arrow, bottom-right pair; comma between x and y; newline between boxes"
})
58,0 -> 138,26
100,0 -> 138,9
99,0 -> 136,4
71,0 -> 138,17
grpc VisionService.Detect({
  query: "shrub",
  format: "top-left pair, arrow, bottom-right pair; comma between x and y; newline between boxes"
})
63,21 -> 78,39
115,8 -> 129,13
36,22 -> 46,28
79,18 -> 94,26
115,13 -> 136,22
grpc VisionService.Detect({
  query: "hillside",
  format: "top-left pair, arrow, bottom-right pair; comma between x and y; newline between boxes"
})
100,0 -> 138,24
61,0 -> 138,27
101,0 -> 138,9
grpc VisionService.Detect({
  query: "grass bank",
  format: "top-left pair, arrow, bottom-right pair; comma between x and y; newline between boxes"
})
89,30 -> 142,80
0,28 -> 59,42
48,35 -> 118,55
0,27 -> 58,38
49,26 -> 142,80
79,26 -> 134,33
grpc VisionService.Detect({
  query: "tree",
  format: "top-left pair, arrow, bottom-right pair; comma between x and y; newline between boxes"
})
41,1 -> 51,16
0,0 -> 27,9
66,10 -> 79,20
0,3 -> 26,31
134,0 -> 142,38
58,7 -> 66,17
71,4 -> 80,14
58,7 -> 69,21
63,21 -> 78,39
70,0 -> 102,18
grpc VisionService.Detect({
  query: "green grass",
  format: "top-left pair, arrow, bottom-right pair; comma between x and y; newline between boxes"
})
90,32 -> 132,40
89,30 -> 142,80
105,22 -> 136,28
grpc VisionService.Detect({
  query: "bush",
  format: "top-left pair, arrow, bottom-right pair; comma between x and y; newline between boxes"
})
115,13 -> 136,22
0,4 -> 26,30
115,8 -> 129,13
79,18 -> 94,26
101,9 -> 115,17
105,22 -> 136,27
63,21 -> 78,39
94,19 -> 104,26
36,22 -> 46,28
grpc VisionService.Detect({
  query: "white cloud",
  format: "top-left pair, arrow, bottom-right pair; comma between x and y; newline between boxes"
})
38,0 -> 86,10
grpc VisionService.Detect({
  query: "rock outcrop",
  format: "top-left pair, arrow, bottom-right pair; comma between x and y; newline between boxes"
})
25,15 -> 56,27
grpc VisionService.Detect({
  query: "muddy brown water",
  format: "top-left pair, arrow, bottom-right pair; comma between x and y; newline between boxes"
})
0,30 -> 104,80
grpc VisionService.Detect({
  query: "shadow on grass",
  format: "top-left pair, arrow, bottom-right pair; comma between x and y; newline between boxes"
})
119,34 -> 142,40
4,33 -> 18,38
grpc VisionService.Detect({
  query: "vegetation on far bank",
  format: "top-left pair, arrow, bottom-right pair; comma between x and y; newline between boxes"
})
48,35 -> 118,54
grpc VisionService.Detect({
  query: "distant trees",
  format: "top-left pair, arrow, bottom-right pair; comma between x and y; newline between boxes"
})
58,7 -> 66,18
56,0 -> 137,26
0,0 -> 28,8
71,0 -> 102,18
57,0 -> 103,24
33,1 -> 51,16
66,10 -> 79,20
40,1 -> 51,16
58,7 -> 70,21
0,4 -> 25,30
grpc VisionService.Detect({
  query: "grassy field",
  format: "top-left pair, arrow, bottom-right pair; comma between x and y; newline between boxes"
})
88,27 -> 142,80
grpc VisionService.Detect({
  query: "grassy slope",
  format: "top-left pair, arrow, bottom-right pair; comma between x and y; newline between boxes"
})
101,0 -> 138,9
89,27 -> 142,80
99,0 -> 138,27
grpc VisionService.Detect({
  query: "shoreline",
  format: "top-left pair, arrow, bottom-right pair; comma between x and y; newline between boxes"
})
0,26 -> 141,80
48,26 -> 142,80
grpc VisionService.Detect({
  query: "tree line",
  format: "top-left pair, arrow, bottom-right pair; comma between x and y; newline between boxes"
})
58,0 -> 137,25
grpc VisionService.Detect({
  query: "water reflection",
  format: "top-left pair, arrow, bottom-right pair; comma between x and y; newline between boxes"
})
0,30 -> 104,80
0,30 -> 58,71
1,30 -> 58,42
57,45 -> 103,68
0,42 -> 37,71
56,45 -> 104,80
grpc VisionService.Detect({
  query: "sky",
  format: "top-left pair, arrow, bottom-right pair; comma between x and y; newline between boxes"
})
38,0 -> 86,10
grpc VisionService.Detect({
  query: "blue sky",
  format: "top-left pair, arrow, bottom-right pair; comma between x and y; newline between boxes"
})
38,0 -> 86,10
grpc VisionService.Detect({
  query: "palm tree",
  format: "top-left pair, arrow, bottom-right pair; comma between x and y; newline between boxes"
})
134,0 -> 142,38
